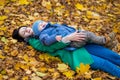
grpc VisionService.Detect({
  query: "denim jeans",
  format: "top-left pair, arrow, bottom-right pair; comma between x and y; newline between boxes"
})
84,44 -> 120,78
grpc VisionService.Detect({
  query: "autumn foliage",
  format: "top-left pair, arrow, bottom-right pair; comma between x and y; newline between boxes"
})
0,0 -> 120,80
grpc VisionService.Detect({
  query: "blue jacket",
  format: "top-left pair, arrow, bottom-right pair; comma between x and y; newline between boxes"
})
39,23 -> 76,46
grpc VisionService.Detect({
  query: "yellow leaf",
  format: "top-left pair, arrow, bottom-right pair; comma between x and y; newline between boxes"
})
1,37 -> 8,44
0,0 -> 5,6
22,76 -> 28,80
0,26 -> 7,31
4,9 -> 10,13
113,28 -> 118,33
93,77 -> 102,80
54,7 -> 63,15
84,72 -> 92,79
0,54 -> 5,59
76,63 -> 90,75
86,11 -> 100,19
4,45 -> 9,53
35,71 -> 47,77
52,72 -> 60,79
0,21 -> 4,25
19,0 -> 29,5
20,63 -> 29,70
42,1 -> 52,10
14,63 -> 21,70
11,0 -> 17,2
11,50 -> 18,56
0,16 -> 8,21
10,39 -> 17,44
27,46 -> 33,49
86,11 -> 92,18
96,26 -> 102,31
0,31 -> 4,35
48,68 -> 55,72
1,69 -> 6,75
38,67 -> 47,72
75,3 -> 86,11
57,63 -> 68,72
62,70 -> 75,79
31,76 -> 42,80
0,74 -> 3,80
23,54 -> 29,62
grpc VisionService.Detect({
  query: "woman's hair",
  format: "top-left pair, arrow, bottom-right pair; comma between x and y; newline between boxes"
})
12,26 -> 27,42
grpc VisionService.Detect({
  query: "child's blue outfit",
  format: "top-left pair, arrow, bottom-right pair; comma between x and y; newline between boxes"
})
32,20 -> 106,50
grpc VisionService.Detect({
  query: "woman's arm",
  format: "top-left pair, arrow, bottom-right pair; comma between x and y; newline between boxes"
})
29,38 -> 69,53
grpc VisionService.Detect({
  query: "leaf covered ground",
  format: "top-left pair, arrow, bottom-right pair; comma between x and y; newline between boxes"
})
0,0 -> 120,80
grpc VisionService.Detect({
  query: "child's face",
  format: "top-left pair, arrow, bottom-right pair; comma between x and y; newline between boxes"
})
19,27 -> 33,38
38,21 -> 48,31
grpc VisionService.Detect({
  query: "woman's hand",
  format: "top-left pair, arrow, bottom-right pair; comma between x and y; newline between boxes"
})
62,31 -> 87,43
67,31 -> 86,41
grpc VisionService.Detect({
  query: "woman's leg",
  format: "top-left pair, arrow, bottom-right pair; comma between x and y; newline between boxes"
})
84,44 -> 120,66
90,55 -> 120,78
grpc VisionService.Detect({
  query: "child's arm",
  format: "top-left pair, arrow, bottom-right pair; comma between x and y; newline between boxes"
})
40,34 -> 62,46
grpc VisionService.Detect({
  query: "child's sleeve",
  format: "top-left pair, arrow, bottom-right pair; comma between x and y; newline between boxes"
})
40,34 -> 58,46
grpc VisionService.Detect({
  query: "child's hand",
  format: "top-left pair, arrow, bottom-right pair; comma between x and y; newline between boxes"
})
56,35 -> 62,41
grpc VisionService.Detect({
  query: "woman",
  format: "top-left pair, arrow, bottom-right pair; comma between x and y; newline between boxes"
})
12,26 -> 120,78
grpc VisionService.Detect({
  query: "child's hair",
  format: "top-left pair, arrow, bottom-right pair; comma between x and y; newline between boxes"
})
12,26 -> 27,42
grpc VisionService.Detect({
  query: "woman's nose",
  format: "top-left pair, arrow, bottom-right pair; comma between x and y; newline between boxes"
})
26,29 -> 29,33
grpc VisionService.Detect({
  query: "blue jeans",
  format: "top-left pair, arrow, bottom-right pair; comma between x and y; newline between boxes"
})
84,44 -> 120,78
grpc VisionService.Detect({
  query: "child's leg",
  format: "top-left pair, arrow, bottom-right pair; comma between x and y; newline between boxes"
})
70,41 -> 86,48
84,44 -> 120,66
90,55 -> 120,78
83,31 -> 106,45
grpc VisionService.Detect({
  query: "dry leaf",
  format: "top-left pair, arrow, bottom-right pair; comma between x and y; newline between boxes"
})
22,76 -> 28,80
92,77 -> 102,80
0,16 -> 8,21
11,50 -> 18,56
35,72 -> 47,77
76,63 -> 90,75
75,3 -> 86,11
31,76 -> 42,80
19,0 -> 29,5
62,70 -> 75,79
57,63 -> 68,72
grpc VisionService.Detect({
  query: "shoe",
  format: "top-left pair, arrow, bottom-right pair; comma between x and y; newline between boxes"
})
105,32 -> 116,49
107,40 -> 118,49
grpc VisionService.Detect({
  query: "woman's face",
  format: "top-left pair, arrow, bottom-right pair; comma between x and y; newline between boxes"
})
19,27 -> 33,38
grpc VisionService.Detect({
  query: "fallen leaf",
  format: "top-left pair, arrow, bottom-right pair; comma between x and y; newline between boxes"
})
0,0 -> 5,6
1,37 -> 8,44
93,77 -> 102,80
0,16 -> 8,21
19,0 -> 29,5
35,71 -> 47,77
76,63 -> 90,75
23,54 -> 29,62
11,50 -> 18,56
31,76 -> 42,80
62,70 -> 75,79
22,76 -> 28,80
75,3 -> 86,11
57,63 -> 68,72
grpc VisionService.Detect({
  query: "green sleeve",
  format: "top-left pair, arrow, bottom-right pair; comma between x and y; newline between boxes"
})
28,38 -> 69,53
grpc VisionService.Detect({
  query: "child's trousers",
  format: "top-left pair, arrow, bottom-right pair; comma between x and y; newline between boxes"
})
84,44 -> 120,78
70,31 -> 106,47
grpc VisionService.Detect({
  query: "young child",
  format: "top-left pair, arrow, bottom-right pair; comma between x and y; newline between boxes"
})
32,20 -> 116,48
